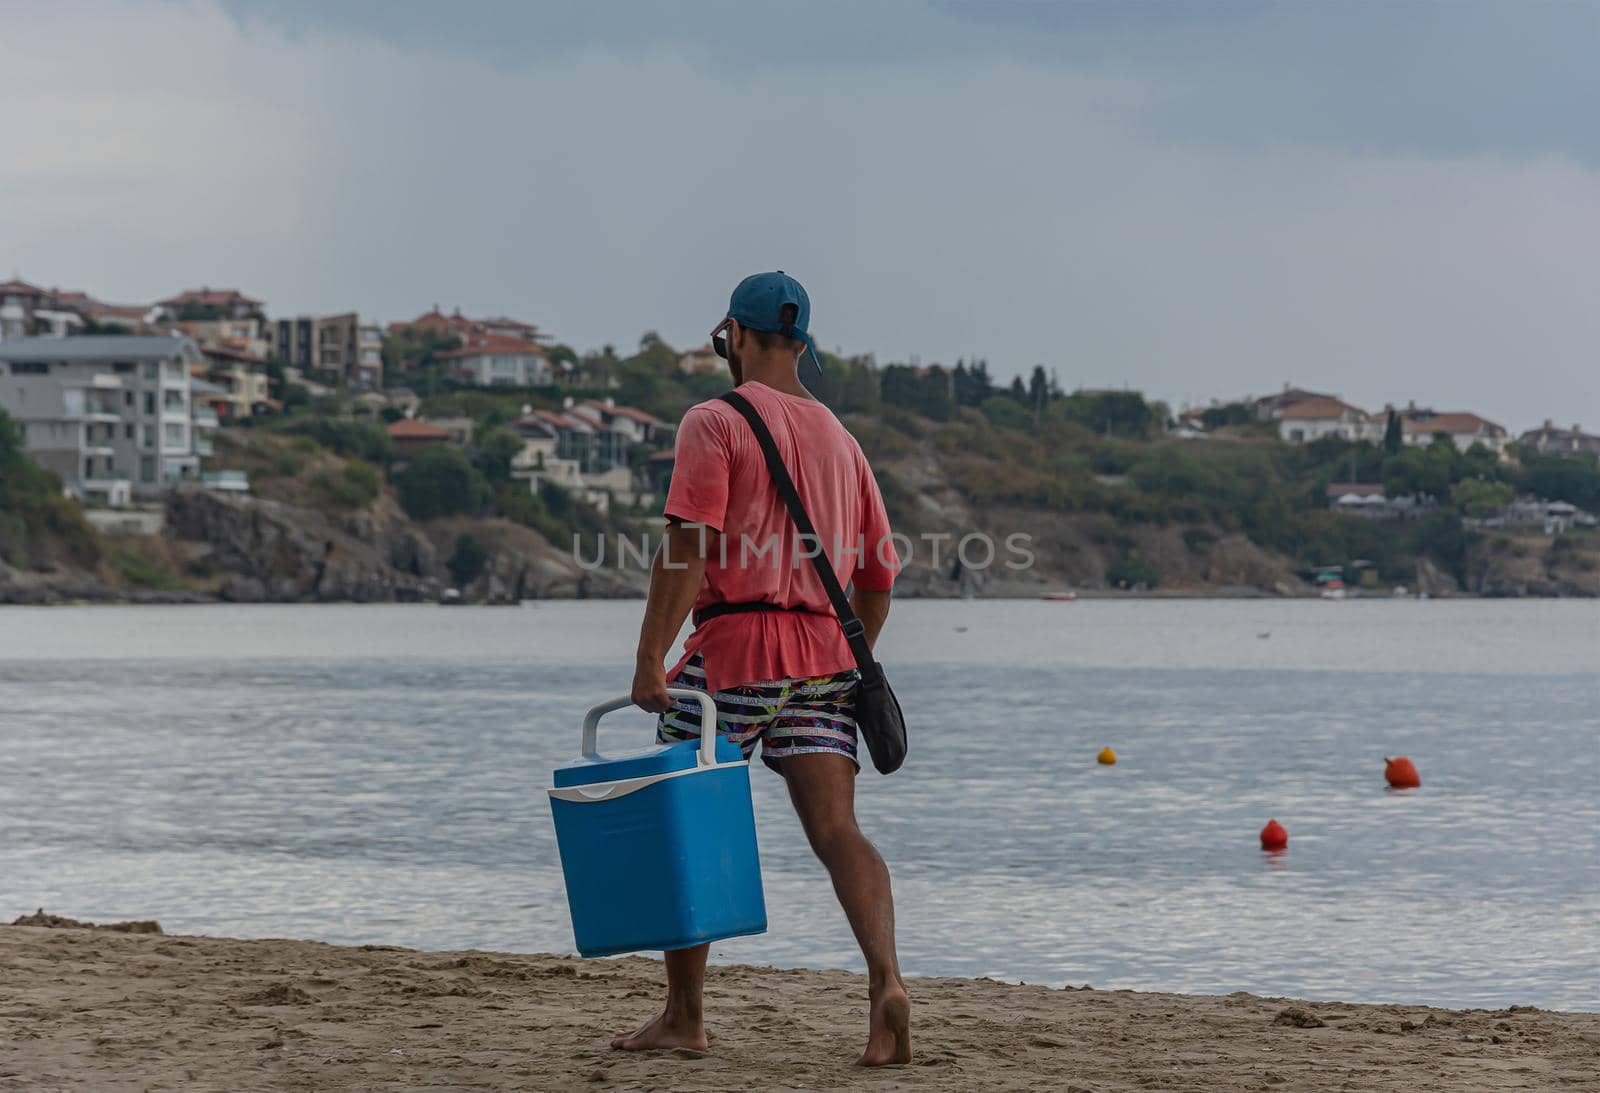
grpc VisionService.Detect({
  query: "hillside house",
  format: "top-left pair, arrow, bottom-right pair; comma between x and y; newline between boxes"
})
1401,411 -> 1509,456
438,333 -> 552,387
157,288 -> 263,320
1518,420 -> 1600,458
1275,397 -> 1380,444
677,343 -> 722,375
196,344 -> 274,422
385,417 -> 453,461
569,397 -> 671,446
1255,385 -> 1337,421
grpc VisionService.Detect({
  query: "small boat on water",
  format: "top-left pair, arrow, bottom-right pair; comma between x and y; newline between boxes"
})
1041,592 -> 1078,602
1313,564 -> 1348,600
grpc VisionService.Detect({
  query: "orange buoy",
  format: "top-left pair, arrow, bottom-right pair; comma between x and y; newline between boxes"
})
1097,746 -> 1117,765
1259,819 -> 1288,851
1385,756 -> 1421,789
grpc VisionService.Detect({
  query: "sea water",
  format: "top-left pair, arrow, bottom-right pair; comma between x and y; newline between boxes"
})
1,600 -> 1595,1011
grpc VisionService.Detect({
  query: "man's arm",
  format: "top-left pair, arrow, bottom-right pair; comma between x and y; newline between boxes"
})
849,587 -> 891,651
631,520 -> 714,712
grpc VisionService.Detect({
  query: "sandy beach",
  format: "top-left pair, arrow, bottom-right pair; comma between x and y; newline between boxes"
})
2,919 -> 1595,1092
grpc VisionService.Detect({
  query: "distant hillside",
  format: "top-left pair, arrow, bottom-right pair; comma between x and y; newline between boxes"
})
4,349 -> 1599,602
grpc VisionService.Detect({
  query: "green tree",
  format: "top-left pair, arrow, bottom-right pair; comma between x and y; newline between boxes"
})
810,352 -> 880,412
1062,391 -> 1159,439
1106,551 -> 1160,589
383,328 -> 463,395
1382,441 -> 1455,498
1410,509 -> 1473,583
1382,409 -> 1403,454
979,394 -> 1031,430
1519,452 -> 1600,508
447,532 -> 489,587
953,359 -> 995,407
1200,402 -> 1253,430
879,365 -> 953,421
474,426 -> 525,488
1451,478 -> 1515,518
396,446 -> 491,520
1027,365 -> 1049,419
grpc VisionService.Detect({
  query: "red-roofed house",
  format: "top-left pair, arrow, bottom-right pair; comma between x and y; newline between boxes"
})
1254,384 -> 1338,421
1275,397 -> 1380,444
570,397 -> 672,446
388,306 -> 480,339
478,315 -> 544,342
438,333 -> 552,387
1401,412 -> 1510,456
678,343 -> 722,376
1,278 -> 89,338
386,417 -> 454,460
388,307 -> 544,345
157,287 -> 263,319
506,410 -> 640,510
82,301 -> 156,331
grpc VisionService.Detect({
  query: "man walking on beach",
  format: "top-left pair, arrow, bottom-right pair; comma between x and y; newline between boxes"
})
619,271 -> 910,1066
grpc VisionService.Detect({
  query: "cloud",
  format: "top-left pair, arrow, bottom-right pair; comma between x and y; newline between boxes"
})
2,0 -> 1595,430
937,0 -> 1600,164
217,0 -> 1600,163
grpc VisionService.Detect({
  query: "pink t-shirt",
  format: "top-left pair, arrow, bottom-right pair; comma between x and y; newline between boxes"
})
664,380 -> 900,693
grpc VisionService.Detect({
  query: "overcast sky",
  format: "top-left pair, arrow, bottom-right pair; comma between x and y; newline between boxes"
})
3,0 -> 1597,431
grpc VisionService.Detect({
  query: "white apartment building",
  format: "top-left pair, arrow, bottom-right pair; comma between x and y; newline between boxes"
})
0,335 -> 210,505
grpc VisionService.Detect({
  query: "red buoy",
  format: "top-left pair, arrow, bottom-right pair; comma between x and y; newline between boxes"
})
1385,756 -> 1421,789
1259,819 -> 1288,851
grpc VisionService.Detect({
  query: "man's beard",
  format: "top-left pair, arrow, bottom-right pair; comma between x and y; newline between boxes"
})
726,344 -> 744,385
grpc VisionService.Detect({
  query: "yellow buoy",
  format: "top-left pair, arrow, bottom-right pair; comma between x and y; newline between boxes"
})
1097,746 -> 1117,765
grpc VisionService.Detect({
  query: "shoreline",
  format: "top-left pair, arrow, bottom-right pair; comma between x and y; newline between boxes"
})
3,924 -> 1595,1091
5,587 -> 1594,606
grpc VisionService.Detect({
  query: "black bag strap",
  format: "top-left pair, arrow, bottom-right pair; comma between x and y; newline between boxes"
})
717,391 -> 881,682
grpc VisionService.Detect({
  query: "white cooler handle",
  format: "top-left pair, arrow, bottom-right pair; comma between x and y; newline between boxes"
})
580,689 -> 721,767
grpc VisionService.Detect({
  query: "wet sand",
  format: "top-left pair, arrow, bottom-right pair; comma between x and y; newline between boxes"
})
2,922 -> 1595,1091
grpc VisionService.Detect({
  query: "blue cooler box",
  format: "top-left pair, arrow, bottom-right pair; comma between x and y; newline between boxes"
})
549,689 -> 767,958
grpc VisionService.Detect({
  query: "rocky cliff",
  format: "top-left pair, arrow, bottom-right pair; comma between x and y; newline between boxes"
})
166,487 -> 643,603
0,485 -> 644,605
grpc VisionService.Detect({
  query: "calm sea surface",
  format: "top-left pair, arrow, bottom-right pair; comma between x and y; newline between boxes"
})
1,601 -> 1596,1011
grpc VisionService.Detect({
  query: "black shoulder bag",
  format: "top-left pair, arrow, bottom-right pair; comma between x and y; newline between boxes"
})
716,391 -> 908,775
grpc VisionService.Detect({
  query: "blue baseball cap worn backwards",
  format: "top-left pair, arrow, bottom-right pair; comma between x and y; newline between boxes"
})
726,270 -> 823,382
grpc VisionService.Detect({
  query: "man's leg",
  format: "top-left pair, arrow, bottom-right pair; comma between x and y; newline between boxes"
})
781,752 -> 911,1066
610,943 -> 709,1051
614,663 -> 777,1052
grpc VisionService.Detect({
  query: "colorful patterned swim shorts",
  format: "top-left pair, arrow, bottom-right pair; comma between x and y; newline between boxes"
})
657,652 -> 861,772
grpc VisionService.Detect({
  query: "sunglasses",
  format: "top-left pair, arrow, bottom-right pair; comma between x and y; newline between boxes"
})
710,318 -> 733,360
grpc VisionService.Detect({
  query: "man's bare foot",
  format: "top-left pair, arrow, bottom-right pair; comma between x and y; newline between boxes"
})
610,1009 -> 708,1052
858,985 -> 911,1066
